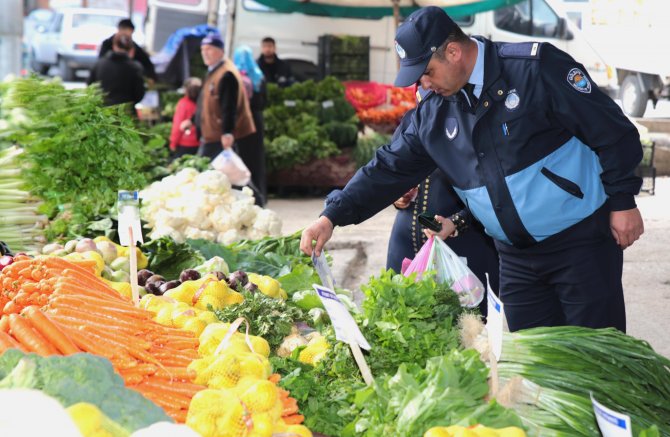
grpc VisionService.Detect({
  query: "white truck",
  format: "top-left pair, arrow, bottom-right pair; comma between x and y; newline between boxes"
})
146,0 -> 613,90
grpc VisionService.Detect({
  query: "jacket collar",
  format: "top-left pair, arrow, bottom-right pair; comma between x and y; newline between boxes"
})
476,37 -> 507,103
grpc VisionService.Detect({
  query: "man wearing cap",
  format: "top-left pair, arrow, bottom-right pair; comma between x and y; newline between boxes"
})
195,34 -> 256,160
301,7 -> 644,332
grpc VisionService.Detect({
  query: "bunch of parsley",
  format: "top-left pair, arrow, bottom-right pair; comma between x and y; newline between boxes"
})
2,77 -> 153,240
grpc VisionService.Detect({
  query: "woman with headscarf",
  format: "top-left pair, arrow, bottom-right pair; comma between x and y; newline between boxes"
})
233,45 -> 267,207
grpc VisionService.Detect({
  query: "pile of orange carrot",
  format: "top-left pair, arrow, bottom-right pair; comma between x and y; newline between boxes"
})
269,373 -> 305,425
0,256 -> 206,422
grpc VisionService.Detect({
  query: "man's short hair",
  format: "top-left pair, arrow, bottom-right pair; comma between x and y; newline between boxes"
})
117,19 -> 135,31
434,26 -> 470,60
261,37 -> 276,45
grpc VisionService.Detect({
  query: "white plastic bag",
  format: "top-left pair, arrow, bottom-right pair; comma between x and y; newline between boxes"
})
211,149 -> 251,186
428,237 -> 485,308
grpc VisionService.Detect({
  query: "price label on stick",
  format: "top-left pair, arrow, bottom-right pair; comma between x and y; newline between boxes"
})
591,394 -> 632,437
486,274 -> 504,362
314,284 -> 370,350
312,251 -> 336,290
117,190 -> 142,306
117,191 -> 143,246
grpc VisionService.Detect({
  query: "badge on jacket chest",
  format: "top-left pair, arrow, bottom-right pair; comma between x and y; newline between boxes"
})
445,118 -> 459,141
505,89 -> 520,111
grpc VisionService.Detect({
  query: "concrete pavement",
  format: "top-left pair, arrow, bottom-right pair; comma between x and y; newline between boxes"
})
268,177 -> 670,357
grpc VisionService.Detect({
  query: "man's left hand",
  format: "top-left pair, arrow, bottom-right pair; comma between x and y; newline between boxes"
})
610,208 -> 644,249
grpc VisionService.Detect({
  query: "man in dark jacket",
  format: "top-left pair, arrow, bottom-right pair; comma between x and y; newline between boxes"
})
88,34 -> 145,107
99,19 -> 157,83
302,7 -> 644,333
257,37 -> 293,87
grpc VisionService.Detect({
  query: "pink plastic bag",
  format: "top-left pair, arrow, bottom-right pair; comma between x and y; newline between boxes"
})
401,237 -> 434,277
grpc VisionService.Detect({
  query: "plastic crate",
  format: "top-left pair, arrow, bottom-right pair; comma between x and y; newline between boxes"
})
318,35 -> 370,81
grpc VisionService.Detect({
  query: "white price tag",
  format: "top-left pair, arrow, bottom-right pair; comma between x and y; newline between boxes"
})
283,100 -> 296,107
312,251 -> 336,290
117,191 -> 143,247
591,394 -> 632,437
321,100 -> 334,108
314,284 -> 370,350
486,276 -> 504,361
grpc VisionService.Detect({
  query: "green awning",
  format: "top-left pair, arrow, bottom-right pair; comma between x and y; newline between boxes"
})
251,0 -> 524,20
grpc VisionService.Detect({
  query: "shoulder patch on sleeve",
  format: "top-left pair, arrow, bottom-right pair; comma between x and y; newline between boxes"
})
415,86 -> 433,103
498,42 -> 543,59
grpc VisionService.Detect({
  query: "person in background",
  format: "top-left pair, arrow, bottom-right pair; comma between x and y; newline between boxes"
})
99,18 -> 157,84
257,37 -> 293,87
169,77 -> 202,158
234,45 -> 268,207
88,34 -> 145,107
195,34 -> 256,160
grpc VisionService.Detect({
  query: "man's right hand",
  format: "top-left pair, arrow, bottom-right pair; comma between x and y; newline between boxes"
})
300,216 -> 334,256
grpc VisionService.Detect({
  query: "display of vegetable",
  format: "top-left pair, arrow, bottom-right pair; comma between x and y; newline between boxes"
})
0,77 -> 153,241
0,351 -> 171,432
461,316 -> 670,435
347,350 -> 524,437
264,77 -> 358,171
141,169 -> 282,244
353,128 -> 391,168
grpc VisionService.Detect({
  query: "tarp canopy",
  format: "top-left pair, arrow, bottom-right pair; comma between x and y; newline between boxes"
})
251,0 -> 524,20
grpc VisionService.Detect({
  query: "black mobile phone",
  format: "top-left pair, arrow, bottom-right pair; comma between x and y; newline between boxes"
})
418,212 -> 442,232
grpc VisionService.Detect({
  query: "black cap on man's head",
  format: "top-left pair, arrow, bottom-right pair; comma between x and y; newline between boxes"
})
201,33 -> 225,50
394,6 -> 457,87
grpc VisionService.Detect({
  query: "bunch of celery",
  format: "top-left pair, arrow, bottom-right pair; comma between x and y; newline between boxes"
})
0,146 -> 46,252
461,315 -> 670,435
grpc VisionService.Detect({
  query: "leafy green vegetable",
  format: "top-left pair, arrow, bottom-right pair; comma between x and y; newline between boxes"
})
354,130 -> 390,168
270,353 -> 364,436
0,350 -> 170,431
214,290 -> 305,350
263,77 -> 355,171
277,264 -> 320,295
292,289 -> 324,311
142,236 -> 205,280
168,155 -> 212,174
188,231 -> 316,278
0,77 -> 153,241
360,270 -> 464,376
346,350 -> 523,436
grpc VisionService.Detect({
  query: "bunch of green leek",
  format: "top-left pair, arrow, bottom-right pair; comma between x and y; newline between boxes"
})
0,146 -> 46,252
460,314 -> 670,435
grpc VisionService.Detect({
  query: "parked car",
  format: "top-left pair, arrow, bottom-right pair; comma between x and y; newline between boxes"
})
28,8 -> 127,81
23,8 -> 56,46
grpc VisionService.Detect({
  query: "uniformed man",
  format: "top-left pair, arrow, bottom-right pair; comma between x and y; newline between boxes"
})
300,6 -> 644,332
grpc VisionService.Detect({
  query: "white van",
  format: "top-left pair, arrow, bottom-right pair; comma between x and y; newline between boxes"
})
146,0 -> 613,90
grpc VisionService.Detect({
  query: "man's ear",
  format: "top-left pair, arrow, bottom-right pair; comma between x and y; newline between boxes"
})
447,42 -> 462,62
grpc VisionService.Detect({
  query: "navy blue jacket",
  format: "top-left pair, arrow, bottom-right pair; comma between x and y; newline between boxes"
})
324,39 -> 643,248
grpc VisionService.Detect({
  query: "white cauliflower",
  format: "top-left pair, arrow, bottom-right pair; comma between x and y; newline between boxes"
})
217,229 -> 241,245
194,170 -> 231,194
230,200 -> 257,227
253,209 -> 283,236
183,227 -> 217,241
149,225 -> 185,243
141,169 -> 283,244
